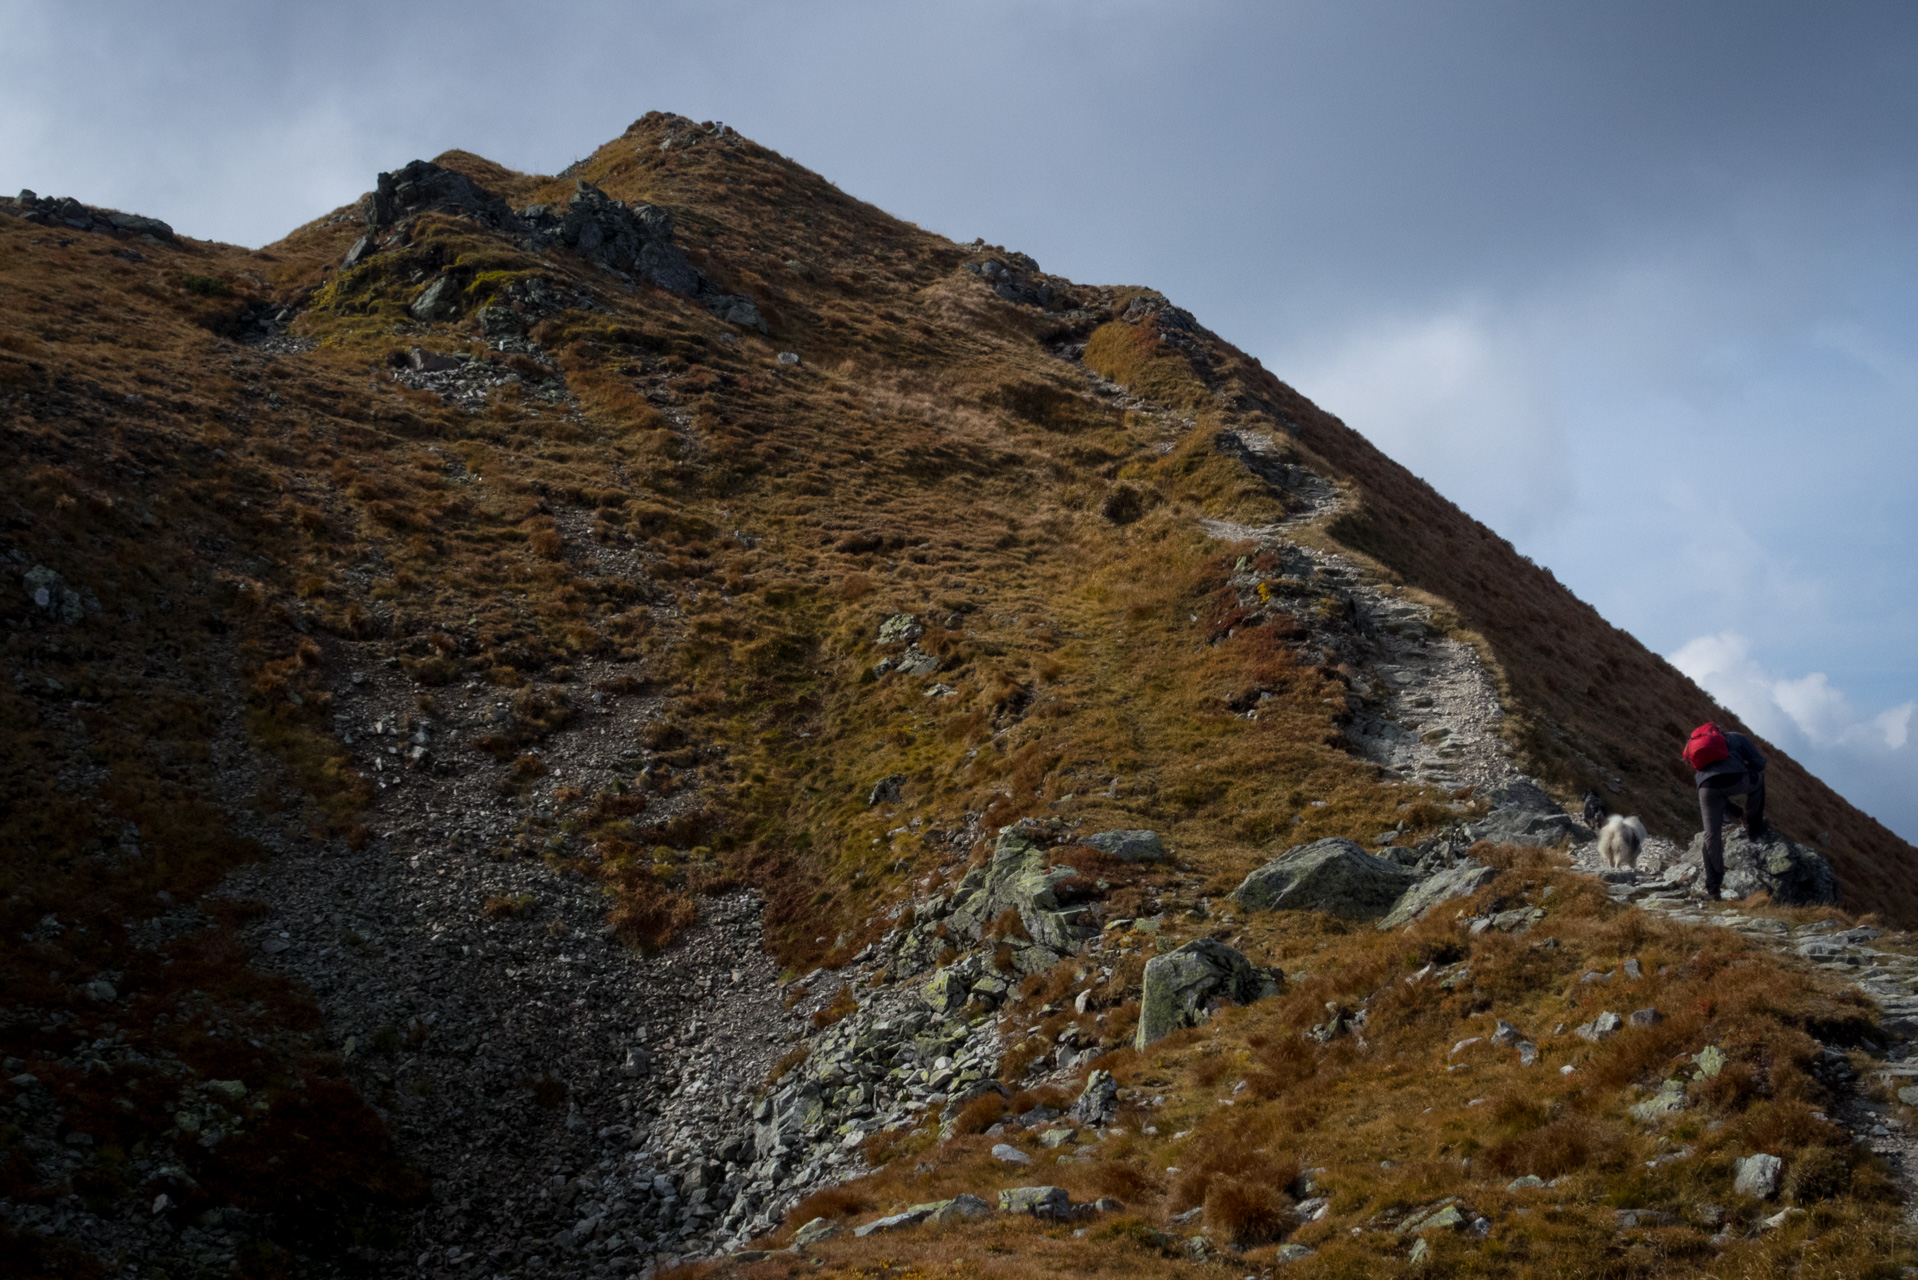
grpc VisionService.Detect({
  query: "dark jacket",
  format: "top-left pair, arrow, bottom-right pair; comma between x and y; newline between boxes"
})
1696,730 -> 1765,788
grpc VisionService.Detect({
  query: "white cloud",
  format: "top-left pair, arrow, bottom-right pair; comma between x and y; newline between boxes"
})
1671,631 -> 1918,842
1281,304 -> 1573,542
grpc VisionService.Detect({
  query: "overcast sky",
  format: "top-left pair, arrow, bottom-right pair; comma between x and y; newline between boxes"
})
6,0 -> 1914,839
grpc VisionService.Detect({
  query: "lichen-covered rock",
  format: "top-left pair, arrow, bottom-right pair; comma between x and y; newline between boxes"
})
942,827 -> 1096,958
1377,862 -> 1497,930
878,613 -> 925,645
1679,830 -> 1839,907
1135,939 -> 1281,1048
916,971 -> 966,1013
1082,829 -> 1166,862
1232,838 -> 1423,920
999,1185 -> 1069,1217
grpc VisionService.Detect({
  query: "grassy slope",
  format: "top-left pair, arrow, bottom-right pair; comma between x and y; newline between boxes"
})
1,110 -> 1913,1277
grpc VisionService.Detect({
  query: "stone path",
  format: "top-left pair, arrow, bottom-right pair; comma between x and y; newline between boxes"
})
1196,427 -> 1523,800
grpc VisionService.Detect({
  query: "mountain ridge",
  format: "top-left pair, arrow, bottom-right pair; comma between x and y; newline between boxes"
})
3,110 -> 1916,1278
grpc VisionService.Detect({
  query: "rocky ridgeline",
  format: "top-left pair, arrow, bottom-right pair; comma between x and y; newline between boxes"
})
0,189 -> 176,243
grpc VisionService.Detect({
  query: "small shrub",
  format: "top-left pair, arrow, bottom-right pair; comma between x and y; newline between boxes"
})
783,1182 -> 874,1231
1787,1146 -> 1851,1203
481,893 -> 535,919
947,1090 -> 1007,1136
1102,484 -> 1144,524
1204,1175 -> 1293,1247
811,987 -> 857,1029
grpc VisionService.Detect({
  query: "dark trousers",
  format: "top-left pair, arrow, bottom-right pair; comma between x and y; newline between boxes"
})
1699,772 -> 1766,896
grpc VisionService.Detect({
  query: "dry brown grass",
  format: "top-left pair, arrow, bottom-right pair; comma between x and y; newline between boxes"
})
687,858 -> 1910,1277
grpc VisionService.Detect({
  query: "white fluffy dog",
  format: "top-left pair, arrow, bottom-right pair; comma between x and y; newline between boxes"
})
1598,814 -> 1647,871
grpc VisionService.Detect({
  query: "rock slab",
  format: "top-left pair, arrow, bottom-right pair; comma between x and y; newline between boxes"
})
1377,861 -> 1497,930
1232,838 -> 1423,920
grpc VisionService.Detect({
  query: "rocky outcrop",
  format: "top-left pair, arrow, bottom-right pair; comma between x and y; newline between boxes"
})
1679,830 -> 1839,907
2,190 -> 175,242
897,826 -> 1096,978
962,253 -> 1068,310
1134,939 -> 1281,1047
352,164 -> 766,329
522,183 -> 764,328
1231,837 -> 1423,920
368,159 -> 520,233
1376,862 -> 1498,930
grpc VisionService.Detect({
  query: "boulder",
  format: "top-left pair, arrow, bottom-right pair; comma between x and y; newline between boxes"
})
1574,1011 -> 1622,1043
23,565 -> 89,625
1678,830 -> 1838,907
1232,838 -> 1422,920
706,293 -> 766,329
1466,807 -> 1589,848
925,1194 -> 992,1223
991,1143 -> 1030,1165
793,1216 -> 838,1245
410,275 -> 463,322
1734,1153 -> 1783,1200
1082,830 -> 1166,862
4,190 -> 175,241
1377,862 -> 1497,930
1628,1078 -> 1689,1124
999,1186 -> 1070,1218
1135,939 -> 1281,1048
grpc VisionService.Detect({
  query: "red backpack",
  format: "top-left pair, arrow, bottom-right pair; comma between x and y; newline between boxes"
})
1683,722 -> 1731,770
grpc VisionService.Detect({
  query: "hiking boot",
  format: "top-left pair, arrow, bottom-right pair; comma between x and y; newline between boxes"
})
1745,821 -> 1771,842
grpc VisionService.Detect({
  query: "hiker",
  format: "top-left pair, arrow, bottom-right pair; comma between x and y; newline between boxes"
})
1683,722 -> 1769,900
